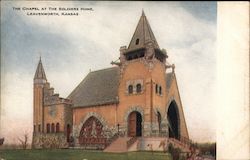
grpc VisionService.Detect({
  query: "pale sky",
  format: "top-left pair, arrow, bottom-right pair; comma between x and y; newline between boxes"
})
0,1 -> 217,143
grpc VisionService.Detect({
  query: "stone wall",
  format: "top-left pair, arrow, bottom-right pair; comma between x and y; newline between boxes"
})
32,133 -> 68,149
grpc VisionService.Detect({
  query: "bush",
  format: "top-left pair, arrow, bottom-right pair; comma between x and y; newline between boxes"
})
168,143 -> 182,160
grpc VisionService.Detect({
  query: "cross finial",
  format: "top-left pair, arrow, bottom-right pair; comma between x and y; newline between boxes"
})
142,9 -> 145,16
38,51 -> 42,62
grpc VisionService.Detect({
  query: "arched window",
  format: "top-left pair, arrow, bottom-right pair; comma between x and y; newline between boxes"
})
34,125 -> 36,132
56,123 -> 60,133
51,123 -> 55,133
155,84 -> 158,94
159,86 -> 162,95
136,84 -> 142,93
47,123 -> 50,133
128,85 -> 133,94
136,38 -> 139,45
157,112 -> 162,133
38,124 -> 41,132
67,124 -> 71,142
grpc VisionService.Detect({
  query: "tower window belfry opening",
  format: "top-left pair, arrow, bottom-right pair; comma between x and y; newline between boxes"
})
125,49 -> 145,61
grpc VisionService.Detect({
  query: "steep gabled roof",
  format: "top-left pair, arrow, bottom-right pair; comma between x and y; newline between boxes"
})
34,57 -> 47,80
128,11 -> 159,50
68,67 -> 120,108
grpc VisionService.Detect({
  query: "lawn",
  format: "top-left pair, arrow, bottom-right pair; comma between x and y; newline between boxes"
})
0,149 -> 171,160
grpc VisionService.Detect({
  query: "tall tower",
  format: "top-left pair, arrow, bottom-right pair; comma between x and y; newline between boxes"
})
118,11 -> 170,137
33,57 -> 47,134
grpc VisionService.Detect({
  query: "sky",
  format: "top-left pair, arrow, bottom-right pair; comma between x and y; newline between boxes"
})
0,1 -> 217,143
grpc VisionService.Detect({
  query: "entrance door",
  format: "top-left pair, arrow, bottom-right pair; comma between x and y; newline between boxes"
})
128,111 -> 142,137
128,112 -> 136,137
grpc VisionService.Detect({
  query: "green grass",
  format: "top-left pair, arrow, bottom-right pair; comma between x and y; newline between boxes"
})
0,149 -> 171,160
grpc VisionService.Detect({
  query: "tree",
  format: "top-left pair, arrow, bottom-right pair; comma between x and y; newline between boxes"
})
0,138 -> 4,146
18,133 -> 29,149
168,143 -> 181,160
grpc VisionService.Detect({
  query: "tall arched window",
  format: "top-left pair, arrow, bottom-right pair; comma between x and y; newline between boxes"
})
128,85 -> 133,94
34,125 -> 36,132
136,84 -> 142,93
157,112 -> 162,133
56,123 -> 60,133
47,123 -> 50,133
38,124 -> 41,132
159,86 -> 162,95
51,123 -> 55,133
155,84 -> 158,93
67,124 -> 71,142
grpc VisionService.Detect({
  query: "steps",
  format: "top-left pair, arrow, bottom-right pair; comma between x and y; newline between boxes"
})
168,138 -> 191,152
104,137 -> 132,153
104,137 -> 191,153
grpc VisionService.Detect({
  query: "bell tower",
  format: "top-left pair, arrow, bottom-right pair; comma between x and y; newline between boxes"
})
116,11 -> 175,137
33,57 -> 47,134
119,10 -> 168,65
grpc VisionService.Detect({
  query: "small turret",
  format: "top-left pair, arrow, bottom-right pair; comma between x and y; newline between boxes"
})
33,57 -> 47,134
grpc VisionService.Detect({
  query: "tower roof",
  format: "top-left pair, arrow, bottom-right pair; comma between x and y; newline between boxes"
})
128,10 -> 159,50
34,57 -> 47,80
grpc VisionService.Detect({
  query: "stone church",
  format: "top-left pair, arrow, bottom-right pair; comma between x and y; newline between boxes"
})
32,11 -> 190,151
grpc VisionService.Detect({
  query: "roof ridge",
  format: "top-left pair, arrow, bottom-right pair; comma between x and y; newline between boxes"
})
67,72 -> 90,99
90,66 -> 119,74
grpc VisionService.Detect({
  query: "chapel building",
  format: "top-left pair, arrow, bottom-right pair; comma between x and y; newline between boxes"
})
32,11 -> 190,151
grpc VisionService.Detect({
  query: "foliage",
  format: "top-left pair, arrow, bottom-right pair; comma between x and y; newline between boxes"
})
18,133 -> 29,149
194,142 -> 216,157
0,149 -> 171,160
33,134 -> 68,149
168,143 -> 182,160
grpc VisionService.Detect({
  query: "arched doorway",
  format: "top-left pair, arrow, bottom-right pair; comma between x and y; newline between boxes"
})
167,101 -> 180,140
128,111 -> 142,137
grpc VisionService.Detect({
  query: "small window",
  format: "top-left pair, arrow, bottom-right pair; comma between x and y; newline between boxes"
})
51,123 -> 55,133
56,123 -> 60,133
155,84 -> 158,94
159,86 -> 162,95
136,39 -> 139,45
34,125 -> 36,132
136,84 -> 142,93
128,85 -> 133,94
47,123 -> 50,133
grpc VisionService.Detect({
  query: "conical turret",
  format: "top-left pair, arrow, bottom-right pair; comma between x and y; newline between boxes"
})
128,10 -> 159,51
34,57 -> 47,84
